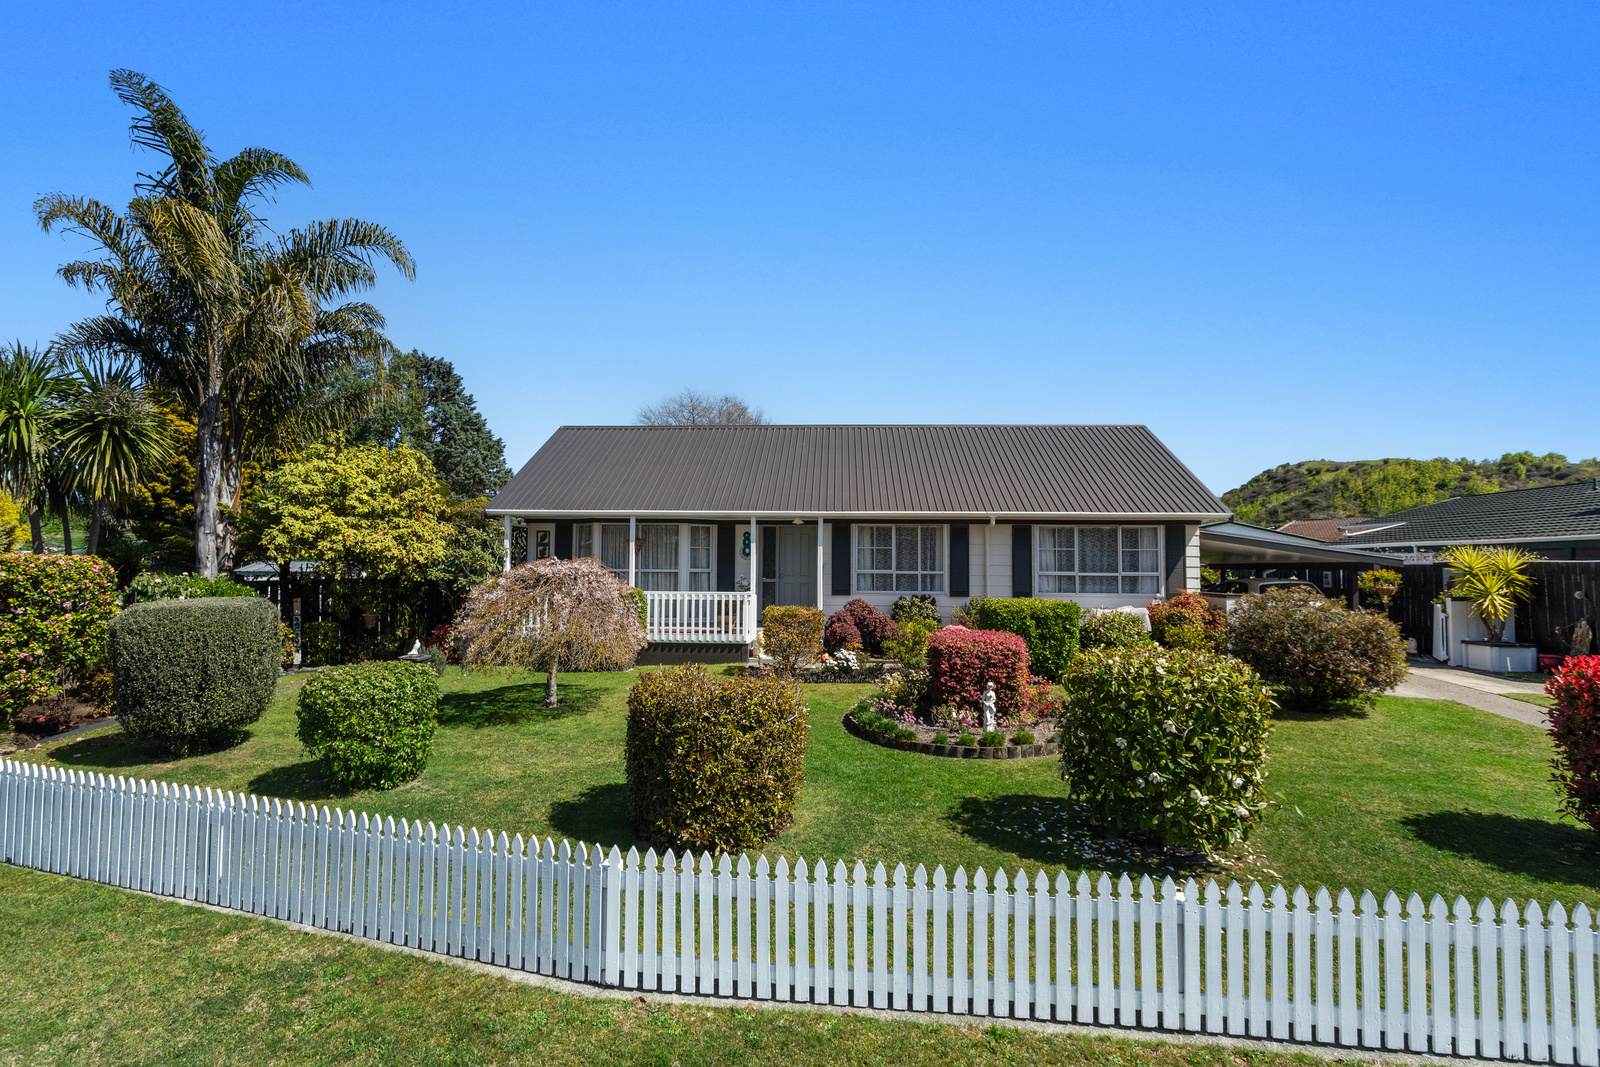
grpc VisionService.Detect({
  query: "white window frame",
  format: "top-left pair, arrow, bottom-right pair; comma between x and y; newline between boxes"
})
636,523 -> 680,591
576,522 -> 633,582
688,525 -> 714,591
856,524 -> 944,593
1036,525 -> 1163,595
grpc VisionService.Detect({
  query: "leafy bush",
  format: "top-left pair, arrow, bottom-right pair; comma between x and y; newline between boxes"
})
429,623 -> 460,665
622,586 -> 649,629
1010,730 -> 1035,745
625,665 -> 809,852
1546,656 -> 1600,834
931,732 -> 949,745
966,597 -> 1081,681
957,733 -> 976,747
1146,592 -> 1225,652
302,620 -> 340,667
126,571 -> 256,604
296,661 -> 439,790
890,594 -> 942,628
1227,586 -> 1407,709
106,597 -> 281,754
926,628 -> 1030,719
824,599 -> 898,655
1,555 -> 120,725
873,669 -> 929,715
1079,610 -> 1153,651
883,618 -> 936,670
1059,647 -> 1275,851
978,731 -> 1006,748
762,605 -> 824,676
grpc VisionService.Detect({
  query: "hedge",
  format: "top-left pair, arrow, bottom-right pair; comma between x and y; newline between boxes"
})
106,597 -> 281,754
1059,647 -> 1275,851
297,661 -> 439,790
625,665 -> 809,852
762,605 -> 824,676
1,554 -> 120,725
1547,655 -> 1600,834
1079,609 -> 1153,650
926,628 -> 1030,718
966,597 -> 1080,681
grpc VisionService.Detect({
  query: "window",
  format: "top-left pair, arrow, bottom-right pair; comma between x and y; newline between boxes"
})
857,525 -> 943,592
689,526 -> 713,591
1038,525 -> 1161,595
576,523 -> 632,581
637,524 -> 679,590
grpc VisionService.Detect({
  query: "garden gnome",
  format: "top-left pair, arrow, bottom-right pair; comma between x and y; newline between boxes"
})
981,681 -> 997,735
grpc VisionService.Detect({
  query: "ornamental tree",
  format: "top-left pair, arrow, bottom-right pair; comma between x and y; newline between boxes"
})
1547,656 -> 1600,835
453,557 -> 647,707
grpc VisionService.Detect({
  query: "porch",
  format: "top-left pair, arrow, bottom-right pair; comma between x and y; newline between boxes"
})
640,589 -> 758,644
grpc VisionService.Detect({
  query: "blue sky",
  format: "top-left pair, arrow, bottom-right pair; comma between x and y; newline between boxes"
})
2,2 -> 1597,495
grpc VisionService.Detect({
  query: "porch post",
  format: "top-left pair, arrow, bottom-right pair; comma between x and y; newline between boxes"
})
628,515 -> 637,588
502,516 -> 512,572
750,515 -> 758,600
816,517 -> 825,610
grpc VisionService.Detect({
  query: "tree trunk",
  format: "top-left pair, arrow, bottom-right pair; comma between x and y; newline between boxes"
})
27,501 -> 43,554
56,492 -> 73,557
544,660 -> 559,708
217,450 -> 243,574
87,500 -> 102,556
194,391 -> 224,578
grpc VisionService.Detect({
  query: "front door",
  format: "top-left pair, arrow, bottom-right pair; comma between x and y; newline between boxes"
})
775,526 -> 816,606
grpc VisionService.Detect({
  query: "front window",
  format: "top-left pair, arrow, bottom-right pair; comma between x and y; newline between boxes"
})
1038,525 -> 1161,594
857,525 -> 943,592
688,525 -> 713,591
576,523 -> 632,581
637,524 -> 679,590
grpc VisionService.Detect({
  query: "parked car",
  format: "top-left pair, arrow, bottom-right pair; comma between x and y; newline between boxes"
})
1209,578 -> 1325,595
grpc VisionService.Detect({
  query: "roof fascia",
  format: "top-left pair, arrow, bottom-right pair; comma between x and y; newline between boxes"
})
484,508 -> 1231,522
1340,532 -> 1600,548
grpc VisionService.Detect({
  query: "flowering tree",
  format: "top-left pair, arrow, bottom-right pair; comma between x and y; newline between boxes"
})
454,557 -> 647,707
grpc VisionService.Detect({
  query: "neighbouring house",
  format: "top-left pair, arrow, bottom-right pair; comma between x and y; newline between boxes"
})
1276,517 -> 1370,542
1332,480 -> 1600,562
485,424 -> 1230,655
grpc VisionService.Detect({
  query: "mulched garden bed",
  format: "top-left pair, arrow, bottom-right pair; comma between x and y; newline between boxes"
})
8,691 -> 112,741
841,713 -> 1061,760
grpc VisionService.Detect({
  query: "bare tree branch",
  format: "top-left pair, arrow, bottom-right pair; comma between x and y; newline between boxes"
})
635,388 -> 767,426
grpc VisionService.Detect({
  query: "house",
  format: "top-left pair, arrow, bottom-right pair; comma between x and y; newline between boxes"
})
1275,517 -> 1370,542
1332,481 -> 1600,562
485,424 -> 1230,651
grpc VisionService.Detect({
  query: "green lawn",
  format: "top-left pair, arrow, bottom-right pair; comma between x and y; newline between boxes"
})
1503,691 -> 1557,708
13,668 -> 1598,909
0,862 -> 1326,1067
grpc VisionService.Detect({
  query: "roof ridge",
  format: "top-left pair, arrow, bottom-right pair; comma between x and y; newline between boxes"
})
554,423 -> 1153,430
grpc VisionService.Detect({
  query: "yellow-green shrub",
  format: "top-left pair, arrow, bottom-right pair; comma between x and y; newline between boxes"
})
761,605 -> 824,676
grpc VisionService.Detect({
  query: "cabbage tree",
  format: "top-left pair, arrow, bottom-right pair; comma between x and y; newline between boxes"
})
1438,544 -> 1538,643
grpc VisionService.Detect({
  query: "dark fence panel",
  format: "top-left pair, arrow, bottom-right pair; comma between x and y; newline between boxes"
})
1517,561 -> 1600,656
1388,563 -> 1446,650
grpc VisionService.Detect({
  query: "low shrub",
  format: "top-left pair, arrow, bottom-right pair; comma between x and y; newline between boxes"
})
429,623 -> 460,665
926,628 -> 1031,720
1,554 -> 120,725
1146,591 -> 1225,652
957,733 -> 976,747
1227,586 -> 1407,709
1010,730 -> 1035,745
978,731 -> 1006,748
625,665 -> 809,852
890,594 -> 942,628
106,597 -> 281,755
966,597 -> 1081,681
1059,647 -> 1275,851
125,571 -> 257,604
296,661 -> 439,790
1079,610 -> 1153,650
1546,656 -> 1600,834
883,618 -> 937,670
932,732 -> 949,745
762,605 -> 825,676
872,669 -> 929,716
302,620 -> 340,667
824,599 -> 898,655
930,702 -> 979,733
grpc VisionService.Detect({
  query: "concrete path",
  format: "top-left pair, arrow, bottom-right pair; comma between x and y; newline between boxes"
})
1391,659 -> 1550,728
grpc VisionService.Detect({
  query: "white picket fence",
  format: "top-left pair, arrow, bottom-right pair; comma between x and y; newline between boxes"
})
2,759 -> 1597,1062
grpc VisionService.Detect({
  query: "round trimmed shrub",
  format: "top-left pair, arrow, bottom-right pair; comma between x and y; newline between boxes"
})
762,605 -> 824,677
1227,586 -> 1407,709
626,665 -> 809,852
926,627 -> 1030,716
824,599 -> 898,655
1146,591 -> 1225,652
1059,647 -> 1275,851
1079,609 -> 1153,650
107,597 -> 281,755
966,596 -> 1081,681
296,661 -> 439,790
890,594 -> 942,629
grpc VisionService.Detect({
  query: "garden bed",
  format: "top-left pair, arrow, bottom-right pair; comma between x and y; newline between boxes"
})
841,712 -> 1061,760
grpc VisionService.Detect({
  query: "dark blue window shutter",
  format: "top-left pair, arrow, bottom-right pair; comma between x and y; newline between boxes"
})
832,522 -> 851,596
1164,523 -> 1186,595
949,524 -> 970,597
716,522 -> 736,591
1011,524 -> 1032,597
554,521 -> 573,560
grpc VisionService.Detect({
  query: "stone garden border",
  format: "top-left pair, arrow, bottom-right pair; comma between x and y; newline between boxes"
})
840,713 -> 1061,760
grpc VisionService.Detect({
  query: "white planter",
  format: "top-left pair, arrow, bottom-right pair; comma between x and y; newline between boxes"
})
1460,641 -> 1538,674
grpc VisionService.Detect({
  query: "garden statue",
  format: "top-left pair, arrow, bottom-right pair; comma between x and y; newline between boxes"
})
981,681 -> 997,735
1572,618 -> 1593,657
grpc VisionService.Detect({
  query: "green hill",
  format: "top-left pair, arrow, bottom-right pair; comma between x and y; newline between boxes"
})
1221,452 -> 1600,527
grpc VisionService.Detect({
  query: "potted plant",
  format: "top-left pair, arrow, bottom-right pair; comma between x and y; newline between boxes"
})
1357,567 -> 1404,611
1436,545 -> 1539,672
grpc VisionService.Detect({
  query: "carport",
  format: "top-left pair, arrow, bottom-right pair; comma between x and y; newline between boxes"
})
1197,520 -> 1401,608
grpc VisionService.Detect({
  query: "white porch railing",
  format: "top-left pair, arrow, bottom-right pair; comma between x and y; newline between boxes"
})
643,591 -> 757,644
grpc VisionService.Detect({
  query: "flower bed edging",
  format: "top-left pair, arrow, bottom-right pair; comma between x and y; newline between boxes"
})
840,713 -> 1061,760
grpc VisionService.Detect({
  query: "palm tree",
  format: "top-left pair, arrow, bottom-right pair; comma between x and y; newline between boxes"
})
0,342 -> 67,553
37,69 -> 414,576
54,355 -> 177,555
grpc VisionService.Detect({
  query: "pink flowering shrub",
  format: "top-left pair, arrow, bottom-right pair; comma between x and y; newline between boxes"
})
824,598 -> 898,655
1547,656 -> 1600,834
1,554 -> 120,724
925,627 -> 1030,718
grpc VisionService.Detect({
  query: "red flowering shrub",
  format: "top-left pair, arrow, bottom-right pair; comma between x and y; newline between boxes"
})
1547,655 -> 1600,834
824,599 -> 898,655
429,623 -> 460,665
1,554 -> 120,725
926,627 -> 1030,717
1146,591 -> 1226,652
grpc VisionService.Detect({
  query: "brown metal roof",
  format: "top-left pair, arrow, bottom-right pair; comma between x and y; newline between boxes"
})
487,425 -> 1229,519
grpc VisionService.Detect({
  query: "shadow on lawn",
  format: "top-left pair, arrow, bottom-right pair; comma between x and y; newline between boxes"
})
547,782 -> 634,847
1402,811 -> 1600,893
247,760 -> 336,802
437,679 -> 604,728
45,727 -> 253,770
946,794 -> 1225,879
